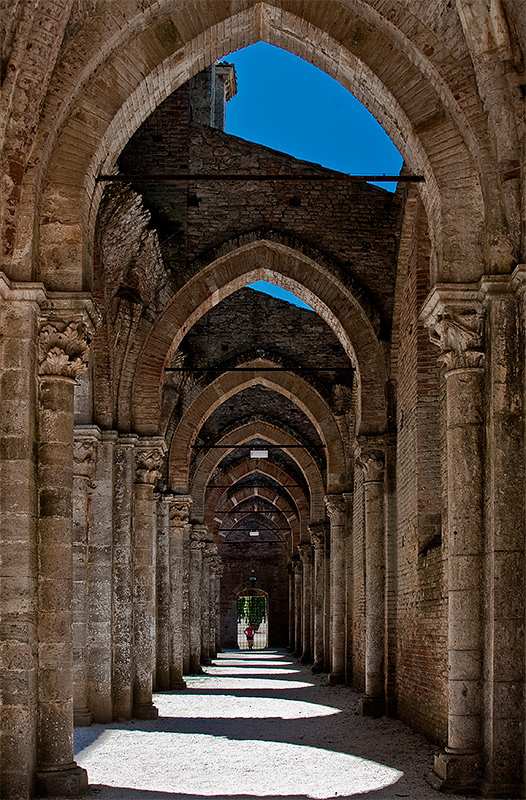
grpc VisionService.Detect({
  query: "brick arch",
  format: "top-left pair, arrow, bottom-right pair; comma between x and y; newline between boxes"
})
208,487 -> 301,549
213,491 -> 299,552
167,358 -> 346,493
203,461 -> 310,538
187,420 -> 326,525
131,241 -> 384,437
20,1 -> 497,290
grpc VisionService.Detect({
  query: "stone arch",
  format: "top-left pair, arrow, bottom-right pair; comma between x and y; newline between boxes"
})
130,240 -> 384,437
188,420 -> 326,524
203,461 -> 310,536
17,1 -> 497,290
210,487 -> 300,549
167,358 -> 346,493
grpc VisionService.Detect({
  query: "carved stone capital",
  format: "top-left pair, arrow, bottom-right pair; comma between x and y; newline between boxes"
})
308,522 -> 327,551
421,285 -> 484,372
135,437 -> 167,485
169,495 -> 192,527
210,556 -> 224,578
203,541 -> 217,564
190,525 -> 207,551
73,426 -> 101,478
355,448 -> 384,483
39,319 -> 91,378
325,494 -> 346,520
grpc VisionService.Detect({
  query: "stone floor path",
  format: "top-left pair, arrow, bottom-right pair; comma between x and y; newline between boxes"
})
72,650 -> 470,800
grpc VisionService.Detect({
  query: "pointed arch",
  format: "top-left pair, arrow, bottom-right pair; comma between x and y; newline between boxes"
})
187,420 -> 326,524
167,357 -> 346,493
19,1 -> 496,291
131,240 -> 384,437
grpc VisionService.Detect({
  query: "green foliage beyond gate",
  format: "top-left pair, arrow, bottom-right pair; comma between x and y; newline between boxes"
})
237,596 -> 267,631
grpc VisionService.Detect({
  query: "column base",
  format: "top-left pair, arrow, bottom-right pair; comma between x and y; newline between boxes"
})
170,679 -> 188,690
328,672 -> 345,685
300,654 -> 312,665
36,764 -> 88,797
188,665 -> 203,675
427,750 -> 481,794
73,707 -> 92,727
311,661 -> 325,674
132,702 -> 159,720
359,696 -> 385,717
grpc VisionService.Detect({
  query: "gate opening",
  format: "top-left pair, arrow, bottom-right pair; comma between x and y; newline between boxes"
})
237,590 -> 269,650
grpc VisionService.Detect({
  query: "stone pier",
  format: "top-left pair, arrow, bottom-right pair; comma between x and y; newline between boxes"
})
309,523 -> 327,672
298,542 -> 313,664
72,427 -> 100,727
168,496 -> 192,688
325,495 -> 346,684
132,438 -> 166,719
355,442 -> 385,717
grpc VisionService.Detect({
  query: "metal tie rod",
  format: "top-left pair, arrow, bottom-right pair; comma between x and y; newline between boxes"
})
97,173 -> 424,183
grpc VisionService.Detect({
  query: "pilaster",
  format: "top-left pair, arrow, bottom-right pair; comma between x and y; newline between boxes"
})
72,426 -> 100,727
155,493 -> 171,690
112,434 -> 137,720
87,429 -> 117,723
167,495 -> 192,688
132,437 -> 166,719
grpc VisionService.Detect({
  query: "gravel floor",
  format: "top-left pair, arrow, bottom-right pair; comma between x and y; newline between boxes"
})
73,650 -> 471,800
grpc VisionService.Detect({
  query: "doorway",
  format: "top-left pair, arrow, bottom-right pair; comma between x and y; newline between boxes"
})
237,590 -> 269,650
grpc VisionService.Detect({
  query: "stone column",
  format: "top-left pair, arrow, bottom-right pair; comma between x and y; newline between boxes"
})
309,523 -> 327,672
292,557 -> 302,656
189,525 -> 206,673
298,542 -> 313,664
168,495 -> 192,688
287,562 -> 295,651
209,554 -> 221,659
200,538 -> 214,666
355,442 -> 385,716
87,430 -> 116,723
423,288 -> 485,792
72,427 -> 100,727
0,280 -> 42,798
214,557 -> 224,655
325,495 -> 347,684
323,524 -> 331,672
36,310 -> 94,796
156,494 -> 171,691
132,438 -> 166,719
182,522 -> 191,674
112,434 -> 136,720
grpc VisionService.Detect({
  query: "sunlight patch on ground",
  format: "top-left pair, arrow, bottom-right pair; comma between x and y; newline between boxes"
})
184,676 -> 313,690
203,666 -> 300,676
154,692 -> 340,720
77,730 -> 403,798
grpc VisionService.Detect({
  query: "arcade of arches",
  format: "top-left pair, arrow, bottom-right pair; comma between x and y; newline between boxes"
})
1,1 -> 526,798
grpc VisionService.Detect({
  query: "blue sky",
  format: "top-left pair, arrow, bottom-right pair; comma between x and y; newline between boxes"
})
223,42 -> 402,310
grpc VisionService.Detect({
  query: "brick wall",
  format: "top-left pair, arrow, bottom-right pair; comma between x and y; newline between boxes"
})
393,197 -> 446,743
